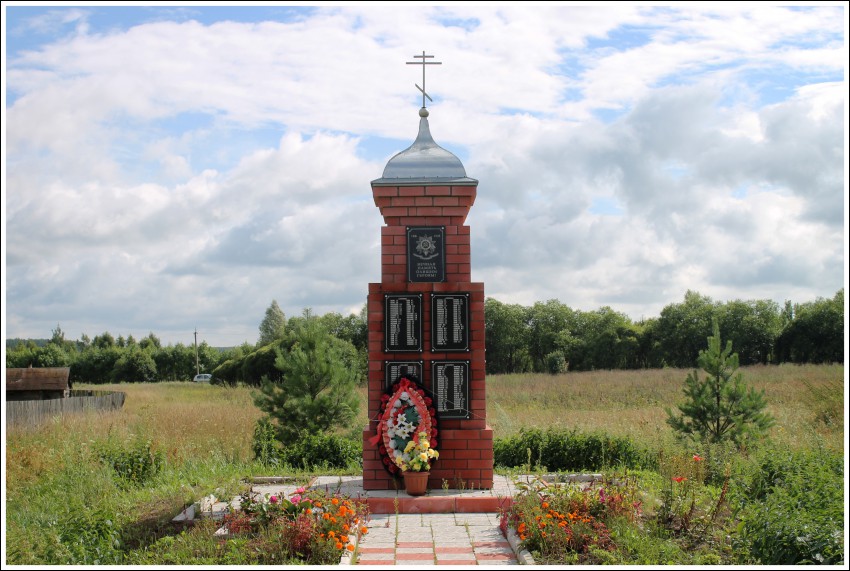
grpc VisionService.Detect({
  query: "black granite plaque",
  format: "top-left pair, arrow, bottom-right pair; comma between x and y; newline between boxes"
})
432,293 -> 470,352
384,294 -> 422,352
407,226 -> 445,282
385,361 -> 423,390
431,361 -> 470,419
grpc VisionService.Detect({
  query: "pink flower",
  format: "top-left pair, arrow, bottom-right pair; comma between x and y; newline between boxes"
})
270,495 -> 279,504
295,487 -> 306,494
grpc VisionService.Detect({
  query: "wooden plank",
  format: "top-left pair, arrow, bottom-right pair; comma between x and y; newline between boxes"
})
5,391 -> 126,429
5,367 -> 70,391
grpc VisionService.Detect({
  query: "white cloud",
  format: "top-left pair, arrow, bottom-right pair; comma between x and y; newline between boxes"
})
3,5 -> 846,345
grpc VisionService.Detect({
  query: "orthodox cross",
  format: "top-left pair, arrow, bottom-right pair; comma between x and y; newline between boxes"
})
406,51 -> 442,108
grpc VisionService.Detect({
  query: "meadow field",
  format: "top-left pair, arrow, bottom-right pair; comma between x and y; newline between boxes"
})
4,363 -> 845,564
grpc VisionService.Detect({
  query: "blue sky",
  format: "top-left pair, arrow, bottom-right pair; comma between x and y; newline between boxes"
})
3,2 -> 847,347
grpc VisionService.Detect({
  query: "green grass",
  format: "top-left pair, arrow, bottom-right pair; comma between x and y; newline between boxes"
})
4,364 -> 845,564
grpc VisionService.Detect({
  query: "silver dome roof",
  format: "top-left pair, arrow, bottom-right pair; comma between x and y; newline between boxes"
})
372,109 -> 477,185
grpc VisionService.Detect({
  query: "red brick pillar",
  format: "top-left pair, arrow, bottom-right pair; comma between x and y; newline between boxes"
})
362,182 -> 493,490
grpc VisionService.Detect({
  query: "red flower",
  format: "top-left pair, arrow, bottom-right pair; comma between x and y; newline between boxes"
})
693,455 -> 703,462
424,397 -> 432,406
672,476 -> 687,483
379,446 -> 387,455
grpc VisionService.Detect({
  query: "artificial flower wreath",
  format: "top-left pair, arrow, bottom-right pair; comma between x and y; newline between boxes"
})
370,376 -> 439,475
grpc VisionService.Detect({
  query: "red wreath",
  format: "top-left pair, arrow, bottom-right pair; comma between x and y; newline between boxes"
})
370,377 -> 439,476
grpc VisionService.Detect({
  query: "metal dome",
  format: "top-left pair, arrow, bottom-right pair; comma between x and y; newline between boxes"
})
373,109 -> 476,185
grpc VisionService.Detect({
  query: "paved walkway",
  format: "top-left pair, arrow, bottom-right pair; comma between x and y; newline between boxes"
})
355,512 -> 517,566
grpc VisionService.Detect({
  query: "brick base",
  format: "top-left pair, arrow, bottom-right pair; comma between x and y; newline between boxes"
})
362,426 -> 494,490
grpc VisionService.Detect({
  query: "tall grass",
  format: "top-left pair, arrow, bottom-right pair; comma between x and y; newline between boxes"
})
5,364 -> 844,564
486,364 -> 845,453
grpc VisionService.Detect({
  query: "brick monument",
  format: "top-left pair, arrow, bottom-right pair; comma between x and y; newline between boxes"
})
361,54 -> 493,491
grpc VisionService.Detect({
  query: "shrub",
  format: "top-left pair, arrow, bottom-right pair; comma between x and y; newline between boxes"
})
493,428 -> 656,472
54,506 -> 123,565
95,439 -> 164,487
545,351 -> 568,374
279,433 -> 362,470
731,446 -> 844,564
251,417 -> 280,465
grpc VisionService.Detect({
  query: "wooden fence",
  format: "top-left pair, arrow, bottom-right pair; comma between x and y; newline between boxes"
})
5,390 -> 126,430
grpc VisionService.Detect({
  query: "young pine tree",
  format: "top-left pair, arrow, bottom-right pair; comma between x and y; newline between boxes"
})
666,319 -> 774,445
253,317 -> 360,447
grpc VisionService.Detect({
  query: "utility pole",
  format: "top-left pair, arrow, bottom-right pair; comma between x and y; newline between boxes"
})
194,327 -> 200,376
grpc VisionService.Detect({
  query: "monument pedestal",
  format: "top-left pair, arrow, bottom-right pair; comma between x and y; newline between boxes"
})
362,108 -> 493,492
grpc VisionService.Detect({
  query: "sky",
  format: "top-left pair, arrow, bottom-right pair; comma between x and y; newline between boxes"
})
2,2 -> 848,348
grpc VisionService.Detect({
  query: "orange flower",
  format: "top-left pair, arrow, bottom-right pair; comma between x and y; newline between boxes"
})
315,502 -> 323,508
541,501 -> 549,509
341,535 -> 349,543
360,526 -> 368,535
328,531 -> 336,538
323,513 -> 331,520
335,542 -> 343,550
343,524 -> 350,532
330,517 -> 337,524
346,544 -> 355,552
331,498 -> 340,505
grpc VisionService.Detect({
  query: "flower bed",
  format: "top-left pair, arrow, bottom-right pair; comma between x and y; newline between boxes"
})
500,475 -> 642,565
219,486 -> 370,565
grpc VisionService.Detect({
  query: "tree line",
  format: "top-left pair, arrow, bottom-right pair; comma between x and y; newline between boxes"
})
486,289 -> 844,374
5,289 -> 843,384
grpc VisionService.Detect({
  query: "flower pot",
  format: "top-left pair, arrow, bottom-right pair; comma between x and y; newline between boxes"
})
402,470 -> 429,496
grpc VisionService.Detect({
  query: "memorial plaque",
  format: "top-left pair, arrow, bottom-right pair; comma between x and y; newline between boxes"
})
431,361 -> 470,419
384,294 -> 422,352
432,293 -> 470,351
385,361 -> 423,390
407,226 -> 446,282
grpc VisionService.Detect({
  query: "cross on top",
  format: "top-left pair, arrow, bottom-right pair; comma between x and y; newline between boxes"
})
406,51 -> 442,108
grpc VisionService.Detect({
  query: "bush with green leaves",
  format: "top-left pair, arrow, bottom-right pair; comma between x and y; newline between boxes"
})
731,446 -> 844,564
252,417 -> 280,465
96,439 -> 163,487
279,433 -> 362,470
493,428 -> 656,472
545,350 -> 568,374
53,506 -> 123,565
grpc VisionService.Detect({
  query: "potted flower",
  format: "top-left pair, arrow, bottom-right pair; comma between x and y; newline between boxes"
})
393,431 -> 439,496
